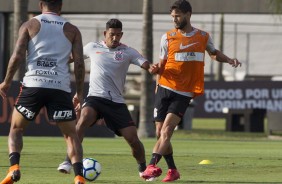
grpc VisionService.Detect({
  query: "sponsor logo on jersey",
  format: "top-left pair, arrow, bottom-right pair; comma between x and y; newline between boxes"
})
17,105 -> 36,119
113,51 -> 124,61
175,52 -> 204,62
186,52 -> 196,56
37,59 -> 57,67
180,42 -> 199,50
35,70 -> 58,76
41,19 -> 63,25
53,110 -> 73,120
33,78 -> 62,84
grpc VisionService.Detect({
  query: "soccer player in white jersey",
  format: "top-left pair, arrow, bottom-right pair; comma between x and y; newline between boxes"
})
0,0 -> 86,183
57,18 -> 158,178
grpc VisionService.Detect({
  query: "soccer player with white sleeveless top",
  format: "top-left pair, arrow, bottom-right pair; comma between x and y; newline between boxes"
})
0,0 -> 85,183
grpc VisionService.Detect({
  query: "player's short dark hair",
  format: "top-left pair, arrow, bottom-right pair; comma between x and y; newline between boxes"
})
170,0 -> 192,14
106,19 -> 122,30
40,0 -> 62,5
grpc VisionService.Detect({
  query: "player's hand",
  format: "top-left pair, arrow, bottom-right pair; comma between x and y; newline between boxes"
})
72,93 -> 83,114
0,82 -> 10,99
68,54 -> 74,63
227,58 -> 241,68
148,63 -> 159,74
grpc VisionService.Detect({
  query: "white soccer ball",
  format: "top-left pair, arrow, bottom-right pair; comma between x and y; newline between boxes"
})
82,158 -> 101,181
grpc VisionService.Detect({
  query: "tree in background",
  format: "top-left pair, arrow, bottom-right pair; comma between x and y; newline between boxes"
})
13,0 -> 28,80
269,0 -> 282,14
215,14 -> 225,81
138,0 -> 155,138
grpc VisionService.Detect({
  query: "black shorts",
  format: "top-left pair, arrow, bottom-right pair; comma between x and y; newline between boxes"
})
83,96 -> 135,136
154,86 -> 192,122
15,86 -> 76,122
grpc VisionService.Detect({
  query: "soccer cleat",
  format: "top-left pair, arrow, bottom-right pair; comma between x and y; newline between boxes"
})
74,175 -> 85,184
141,164 -> 162,180
0,164 -> 21,184
139,171 -> 156,181
57,161 -> 72,174
162,169 -> 180,182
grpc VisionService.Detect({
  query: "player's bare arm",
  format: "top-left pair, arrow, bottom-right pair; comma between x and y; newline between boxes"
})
209,49 -> 242,68
141,61 -> 159,74
0,22 -> 30,99
158,59 -> 167,74
153,59 -> 167,93
64,23 -> 85,105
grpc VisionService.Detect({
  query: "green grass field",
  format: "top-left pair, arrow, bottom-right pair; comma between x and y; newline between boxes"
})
1,118 -> 282,183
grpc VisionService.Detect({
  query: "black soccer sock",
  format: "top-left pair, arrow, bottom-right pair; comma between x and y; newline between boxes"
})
9,152 -> 20,166
73,162 -> 83,177
138,162 -> 146,172
149,153 -> 162,165
65,155 -> 71,163
164,153 -> 177,169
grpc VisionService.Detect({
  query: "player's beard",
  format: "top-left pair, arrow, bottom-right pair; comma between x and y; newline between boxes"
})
175,18 -> 187,29
110,41 -> 119,48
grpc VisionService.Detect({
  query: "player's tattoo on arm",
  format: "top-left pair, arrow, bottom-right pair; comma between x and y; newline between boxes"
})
72,28 -> 85,97
4,24 -> 29,84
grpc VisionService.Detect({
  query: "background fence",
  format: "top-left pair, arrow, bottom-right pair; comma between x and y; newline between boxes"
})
65,14 -> 282,82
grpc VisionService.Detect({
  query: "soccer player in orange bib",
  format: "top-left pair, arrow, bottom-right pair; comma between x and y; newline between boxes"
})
142,0 -> 241,182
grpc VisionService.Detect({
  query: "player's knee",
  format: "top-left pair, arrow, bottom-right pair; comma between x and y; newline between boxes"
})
77,115 -> 94,128
155,123 -> 163,139
10,126 -> 25,135
160,128 -> 173,141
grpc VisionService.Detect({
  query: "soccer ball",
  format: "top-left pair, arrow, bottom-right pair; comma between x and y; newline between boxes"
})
82,158 -> 102,181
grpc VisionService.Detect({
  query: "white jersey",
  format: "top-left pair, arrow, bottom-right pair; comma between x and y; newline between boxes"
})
23,13 -> 72,92
84,41 -> 147,103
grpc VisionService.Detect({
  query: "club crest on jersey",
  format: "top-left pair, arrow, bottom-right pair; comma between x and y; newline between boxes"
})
113,51 -> 123,62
